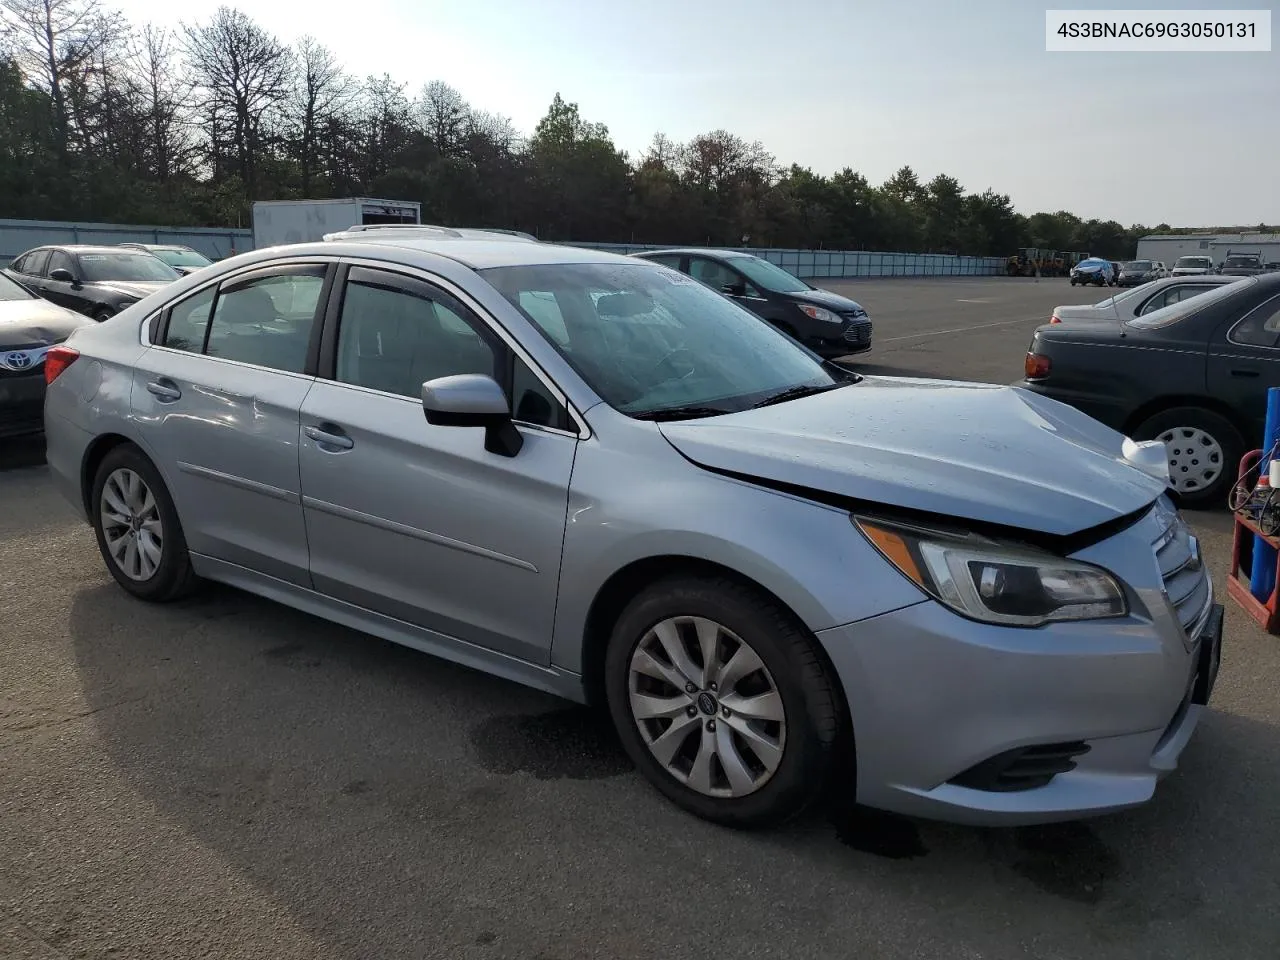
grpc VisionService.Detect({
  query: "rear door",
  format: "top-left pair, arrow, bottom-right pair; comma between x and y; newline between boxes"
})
16,249 -> 51,297
129,261 -> 333,586
1206,294 -> 1280,444
297,263 -> 579,665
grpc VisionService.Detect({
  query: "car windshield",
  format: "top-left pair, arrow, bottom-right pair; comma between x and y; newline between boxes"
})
1175,257 -> 1211,268
152,249 -> 212,268
77,253 -> 180,282
1126,277 -> 1251,330
725,255 -> 811,293
1124,261 -> 1152,271
482,261 -> 847,418
0,273 -> 35,301
1225,256 -> 1259,267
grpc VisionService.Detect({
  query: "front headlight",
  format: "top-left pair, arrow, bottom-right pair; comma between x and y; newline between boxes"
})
797,304 -> 841,324
854,517 -> 1127,627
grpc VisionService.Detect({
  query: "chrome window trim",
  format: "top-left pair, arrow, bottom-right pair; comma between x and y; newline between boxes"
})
1226,293 -> 1280,350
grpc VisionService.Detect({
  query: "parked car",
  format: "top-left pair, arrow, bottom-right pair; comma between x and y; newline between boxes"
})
1218,253 -> 1266,277
630,249 -> 872,357
119,243 -> 215,276
1116,260 -> 1169,287
1049,275 -> 1242,324
1023,273 -> 1280,506
44,231 -> 1219,830
1069,257 -> 1115,286
3,245 -> 181,321
0,271 -> 92,439
1171,256 -> 1216,277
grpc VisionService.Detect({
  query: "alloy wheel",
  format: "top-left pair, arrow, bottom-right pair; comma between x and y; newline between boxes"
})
1157,426 -> 1223,494
627,616 -> 787,798
100,467 -> 164,581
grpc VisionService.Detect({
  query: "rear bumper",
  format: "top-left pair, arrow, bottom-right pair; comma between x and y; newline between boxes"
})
0,372 -> 47,438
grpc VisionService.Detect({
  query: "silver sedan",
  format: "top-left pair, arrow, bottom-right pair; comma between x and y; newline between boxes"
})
43,228 -> 1221,829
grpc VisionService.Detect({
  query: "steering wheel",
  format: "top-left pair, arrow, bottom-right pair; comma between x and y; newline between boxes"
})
649,346 -> 697,386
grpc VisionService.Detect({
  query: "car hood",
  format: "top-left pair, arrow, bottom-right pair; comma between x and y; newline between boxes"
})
782,287 -> 867,314
658,377 -> 1164,537
90,280 -> 171,299
0,298 -> 91,346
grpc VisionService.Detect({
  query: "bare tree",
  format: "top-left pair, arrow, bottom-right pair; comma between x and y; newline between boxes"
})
415,79 -> 467,156
125,24 -> 193,181
288,34 -> 349,195
0,0 -> 122,155
182,6 -> 291,199
355,72 -> 410,184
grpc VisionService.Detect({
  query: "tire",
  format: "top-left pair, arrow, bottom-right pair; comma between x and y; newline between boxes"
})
90,444 -> 200,601
94,307 -> 115,322
604,575 -> 841,829
1132,406 -> 1244,508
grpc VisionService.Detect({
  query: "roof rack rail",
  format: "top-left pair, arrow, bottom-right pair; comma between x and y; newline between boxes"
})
337,223 -> 463,237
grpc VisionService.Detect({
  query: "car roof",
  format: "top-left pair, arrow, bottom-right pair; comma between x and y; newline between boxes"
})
312,233 -> 640,270
24,244 -> 155,256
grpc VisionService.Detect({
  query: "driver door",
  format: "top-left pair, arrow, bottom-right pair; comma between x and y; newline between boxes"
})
297,265 -> 579,665
687,256 -> 773,319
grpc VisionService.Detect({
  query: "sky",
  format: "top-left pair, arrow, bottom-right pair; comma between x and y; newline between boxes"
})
105,0 -> 1279,227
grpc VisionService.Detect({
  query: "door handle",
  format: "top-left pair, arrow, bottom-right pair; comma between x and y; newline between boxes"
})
146,378 -> 182,401
1230,369 -> 1261,378
304,424 -> 354,451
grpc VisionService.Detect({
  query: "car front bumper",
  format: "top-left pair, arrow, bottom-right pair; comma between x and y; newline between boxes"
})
0,370 -> 47,439
809,319 -> 872,358
816,502 -> 1217,826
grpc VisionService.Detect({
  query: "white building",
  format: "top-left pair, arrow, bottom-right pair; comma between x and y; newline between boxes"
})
1136,232 -> 1280,267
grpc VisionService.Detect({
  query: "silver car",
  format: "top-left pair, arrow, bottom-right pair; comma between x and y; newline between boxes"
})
42,229 -> 1222,828
1050,274 -> 1242,325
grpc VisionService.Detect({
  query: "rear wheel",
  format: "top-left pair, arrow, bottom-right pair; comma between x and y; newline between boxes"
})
1132,406 -> 1244,508
91,444 -> 199,601
604,576 -> 841,829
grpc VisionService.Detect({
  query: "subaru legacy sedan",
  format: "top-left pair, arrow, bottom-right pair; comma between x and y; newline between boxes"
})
43,229 -> 1220,828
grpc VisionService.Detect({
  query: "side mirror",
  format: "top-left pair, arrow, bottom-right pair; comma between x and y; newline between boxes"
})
49,268 -> 76,284
421,373 -> 523,457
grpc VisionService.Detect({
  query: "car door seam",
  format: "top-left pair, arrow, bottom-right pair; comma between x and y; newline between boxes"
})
300,495 -> 538,572
175,460 -> 300,504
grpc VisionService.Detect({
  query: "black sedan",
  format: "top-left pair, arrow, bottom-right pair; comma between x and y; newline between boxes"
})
3,245 -> 180,322
0,271 -> 93,439
631,249 -> 873,357
1021,272 -> 1280,506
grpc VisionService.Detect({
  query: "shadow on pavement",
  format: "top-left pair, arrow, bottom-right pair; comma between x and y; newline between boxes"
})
65,578 -> 1280,960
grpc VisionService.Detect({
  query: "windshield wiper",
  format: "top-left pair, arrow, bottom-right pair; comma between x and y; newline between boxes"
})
632,405 -> 733,422
750,381 -> 849,409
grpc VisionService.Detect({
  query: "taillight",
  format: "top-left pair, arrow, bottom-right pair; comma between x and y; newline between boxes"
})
44,345 -> 79,385
1024,352 -> 1051,379
1049,315 -> 1061,324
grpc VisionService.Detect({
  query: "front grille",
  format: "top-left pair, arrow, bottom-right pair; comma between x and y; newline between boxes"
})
842,321 -> 872,343
949,741 -> 1092,793
1153,505 -> 1212,638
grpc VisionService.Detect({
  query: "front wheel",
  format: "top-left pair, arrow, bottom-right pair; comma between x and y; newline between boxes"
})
91,444 -> 199,601
1132,407 -> 1244,508
605,576 -> 841,829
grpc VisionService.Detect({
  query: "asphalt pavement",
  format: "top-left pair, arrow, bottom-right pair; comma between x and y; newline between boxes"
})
2,277 -> 1278,960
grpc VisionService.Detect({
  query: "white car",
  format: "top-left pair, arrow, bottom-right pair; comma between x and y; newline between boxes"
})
1049,275 -> 1243,324
1170,256 -> 1216,277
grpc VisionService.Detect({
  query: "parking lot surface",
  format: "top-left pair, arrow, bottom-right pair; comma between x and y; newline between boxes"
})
3,277 -> 1278,960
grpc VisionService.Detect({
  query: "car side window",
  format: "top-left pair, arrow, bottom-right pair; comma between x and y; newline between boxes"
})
689,257 -> 757,295
1138,291 -> 1169,316
1231,298 -> 1280,348
335,269 -> 500,398
646,255 -> 683,270
335,268 -> 572,430
204,268 -> 326,373
162,285 -> 216,353
10,254 -> 27,273
47,251 -> 76,277
24,250 -> 50,277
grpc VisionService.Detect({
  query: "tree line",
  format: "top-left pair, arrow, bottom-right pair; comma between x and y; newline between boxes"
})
1,1 -> 1187,259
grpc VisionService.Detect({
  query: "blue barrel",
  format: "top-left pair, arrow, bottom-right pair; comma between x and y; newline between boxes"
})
1249,387 -> 1280,601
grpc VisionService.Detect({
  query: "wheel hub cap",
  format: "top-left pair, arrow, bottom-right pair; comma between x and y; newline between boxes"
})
627,615 -> 787,799
1157,426 -> 1223,493
100,467 -> 164,582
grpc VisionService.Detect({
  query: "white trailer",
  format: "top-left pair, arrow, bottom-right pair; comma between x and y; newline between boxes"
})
251,198 -> 421,250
